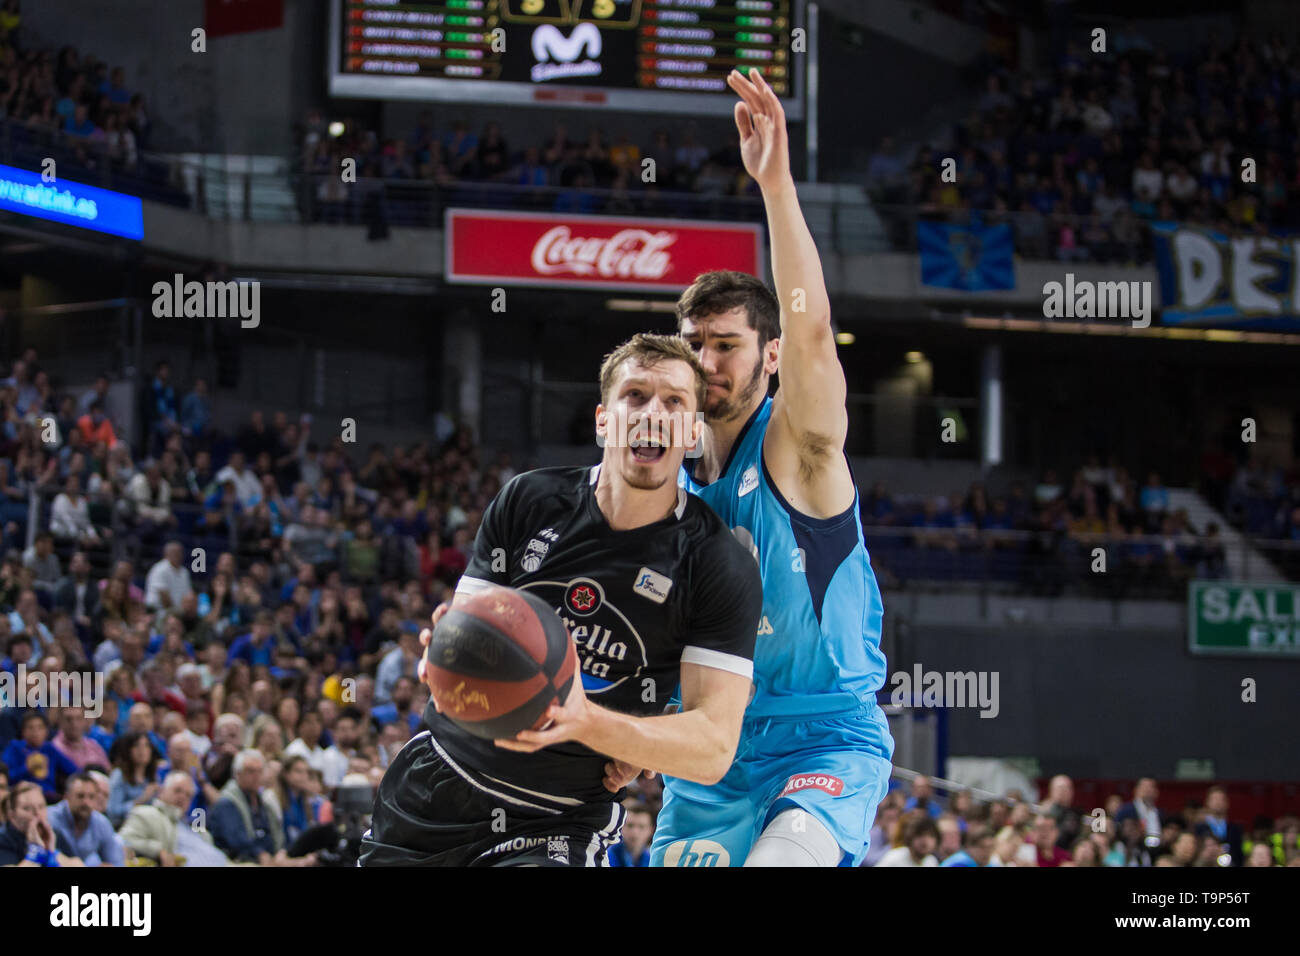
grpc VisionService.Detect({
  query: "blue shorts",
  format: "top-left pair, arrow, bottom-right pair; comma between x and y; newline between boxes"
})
650,704 -> 893,867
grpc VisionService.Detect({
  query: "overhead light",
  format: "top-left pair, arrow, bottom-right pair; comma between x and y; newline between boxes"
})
328,121 -> 345,137
835,331 -> 855,345
905,350 -> 924,363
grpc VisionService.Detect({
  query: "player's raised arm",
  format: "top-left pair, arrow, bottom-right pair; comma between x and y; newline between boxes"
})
729,68 -> 851,508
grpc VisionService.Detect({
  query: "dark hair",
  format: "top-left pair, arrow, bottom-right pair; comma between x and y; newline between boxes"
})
67,771 -> 98,790
901,812 -> 940,846
5,633 -> 33,654
20,710 -> 48,730
338,706 -> 365,724
675,270 -> 781,348
112,731 -> 160,782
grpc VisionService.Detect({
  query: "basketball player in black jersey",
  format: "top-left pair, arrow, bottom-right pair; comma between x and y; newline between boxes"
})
359,334 -> 763,866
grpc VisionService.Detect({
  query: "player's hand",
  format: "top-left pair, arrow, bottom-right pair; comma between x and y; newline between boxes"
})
494,673 -> 592,753
417,602 -> 451,694
603,759 -> 655,793
727,67 -> 790,192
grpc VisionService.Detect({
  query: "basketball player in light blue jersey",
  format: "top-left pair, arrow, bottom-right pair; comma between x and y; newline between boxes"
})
636,67 -> 894,866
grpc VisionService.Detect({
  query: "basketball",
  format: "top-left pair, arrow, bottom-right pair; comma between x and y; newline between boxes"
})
423,586 -> 578,740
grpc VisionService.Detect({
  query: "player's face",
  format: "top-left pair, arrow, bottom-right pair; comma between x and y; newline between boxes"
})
596,358 -> 701,492
680,308 -> 776,424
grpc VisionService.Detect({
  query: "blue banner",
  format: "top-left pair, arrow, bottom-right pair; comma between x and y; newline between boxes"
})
0,163 -> 143,240
917,221 -> 1014,291
1152,221 -> 1300,330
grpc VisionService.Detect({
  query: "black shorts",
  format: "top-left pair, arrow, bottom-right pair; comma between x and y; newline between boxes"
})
358,730 -> 626,867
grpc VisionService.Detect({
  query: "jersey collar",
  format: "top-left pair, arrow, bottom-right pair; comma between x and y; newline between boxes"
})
589,463 -> 687,520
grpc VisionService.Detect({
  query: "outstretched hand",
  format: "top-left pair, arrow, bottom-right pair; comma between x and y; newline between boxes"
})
727,67 -> 791,191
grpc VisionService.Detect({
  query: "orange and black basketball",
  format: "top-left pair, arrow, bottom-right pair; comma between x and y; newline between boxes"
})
423,586 -> 578,740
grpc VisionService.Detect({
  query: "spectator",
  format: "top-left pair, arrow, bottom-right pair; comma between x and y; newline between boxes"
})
1028,813 -> 1072,867
144,540 -> 193,611
76,399 -> 117,448
1043,774 -> 1082,849
902,774 -> 942,818
875,812 -> 940,866
941,824 -> 999,867
21,531 -> 60,598
0,781 -> 83,867
180,377 -> 211,441
1116,777 -> 1163,846
3,711 -> 79,798
107,730 -> 160,827
607,803 -> 653,867
119,769 -> 203,866
210,748 -> 295,865
50,474 -> 103,545
215,450 -> 262,509
50,708 -> 109,771
48,771 -> 124,866
1194,785 -> 1244,866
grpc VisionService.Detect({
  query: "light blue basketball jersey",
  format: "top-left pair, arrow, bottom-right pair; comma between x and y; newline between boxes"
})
680,396 -> 889,726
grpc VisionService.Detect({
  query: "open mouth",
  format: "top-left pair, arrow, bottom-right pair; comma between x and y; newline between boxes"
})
629,438 -> 667,463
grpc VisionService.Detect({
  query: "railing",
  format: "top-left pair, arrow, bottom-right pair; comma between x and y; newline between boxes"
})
0,116 -> 1165,264
0,116 -> 191,209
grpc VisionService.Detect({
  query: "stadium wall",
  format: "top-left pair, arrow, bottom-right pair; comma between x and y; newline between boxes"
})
896,623 -> 1300,781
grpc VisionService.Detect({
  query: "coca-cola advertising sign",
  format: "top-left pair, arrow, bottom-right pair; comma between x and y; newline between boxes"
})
445,210 -> 763,291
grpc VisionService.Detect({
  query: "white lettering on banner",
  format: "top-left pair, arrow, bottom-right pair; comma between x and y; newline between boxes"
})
530,227 -> 677,279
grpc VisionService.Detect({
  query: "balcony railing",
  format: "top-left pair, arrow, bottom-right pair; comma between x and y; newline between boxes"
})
0,117 -> 1164,265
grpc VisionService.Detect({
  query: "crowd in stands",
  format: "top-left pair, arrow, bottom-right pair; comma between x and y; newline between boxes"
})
0,344 -> 519,865
861,457 -> 1229,595
867,31 -> 1300,261
297,107 -> 761,225
867,773 -> 1298,867
0,2 -> 150,174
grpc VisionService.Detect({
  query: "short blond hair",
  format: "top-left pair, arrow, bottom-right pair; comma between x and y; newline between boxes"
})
598,333 -> 707,411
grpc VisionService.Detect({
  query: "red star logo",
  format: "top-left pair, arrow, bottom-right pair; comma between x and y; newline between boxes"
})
569,585 -> 596,612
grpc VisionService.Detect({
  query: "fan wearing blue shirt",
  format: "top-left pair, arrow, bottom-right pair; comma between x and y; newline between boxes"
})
939,824 -> 999,867
226,610 -> 277,668
606,804 -> 653,868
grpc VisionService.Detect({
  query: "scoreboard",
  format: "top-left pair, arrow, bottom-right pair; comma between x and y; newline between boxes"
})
328,0 -> 803,117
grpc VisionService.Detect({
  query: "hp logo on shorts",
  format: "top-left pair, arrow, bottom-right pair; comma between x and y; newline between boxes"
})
662,839 -> 730,867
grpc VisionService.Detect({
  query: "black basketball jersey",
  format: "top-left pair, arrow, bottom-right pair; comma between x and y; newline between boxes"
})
424,464 -> 763,804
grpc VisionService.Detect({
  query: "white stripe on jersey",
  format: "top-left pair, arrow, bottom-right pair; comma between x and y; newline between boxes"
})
455,575 -> 494,597
586,802 -> 625,867
681,645 -> 755,680
480,771 -> 585,808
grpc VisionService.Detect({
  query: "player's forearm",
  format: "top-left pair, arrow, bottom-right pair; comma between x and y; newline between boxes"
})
762,175 -> 832,335
578,704 -> 737,786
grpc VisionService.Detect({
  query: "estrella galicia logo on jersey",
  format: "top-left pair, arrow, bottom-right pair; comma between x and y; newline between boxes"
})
632,567 -> 672,604
567,581 -> 600,615
662,839 -> 730,867
522,538 -> 550,573
738,465 -> 759,498
780,773 -> 845,798
521,579 -> 648,695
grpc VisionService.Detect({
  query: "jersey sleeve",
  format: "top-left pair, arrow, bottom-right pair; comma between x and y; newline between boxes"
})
680,529 -> 762,680
458,475 -> 524,597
